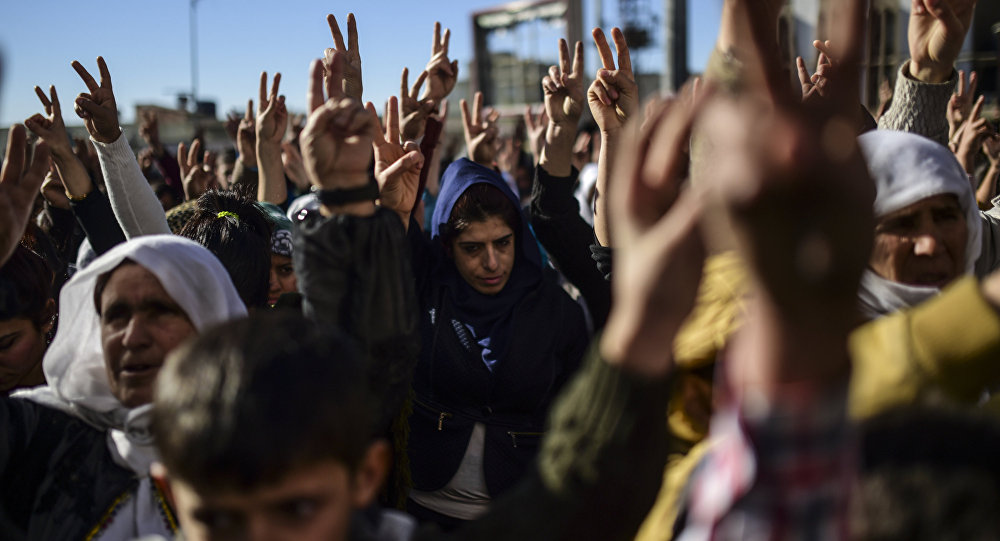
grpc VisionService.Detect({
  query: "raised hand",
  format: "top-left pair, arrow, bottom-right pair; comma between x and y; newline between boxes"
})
796,46 -> 833,103
224,111 -> 241,143
71,57 -> 121,144
0,125 -> 50,266
25,85 -> 95,199
948,69 -> 978,144
540,39 -> 585,176
523,105 -> 548,166
976,134 -> 1000,205
399,67 -> 434,142
177,139 -> 212,200
281,142 -> 311,192
421,22 -> 460,104
368,96 -> 424,226
256,72 -> 287,147
237,99 -> 257,168
460,91 -> 499,166
139,109 -> 163,154
908,0 -> 976,83
587,28 -> 637,135
599,92 -> 706,377
302,54 -> 377,194
954,95 -> 993,174
323,13 -> 363,100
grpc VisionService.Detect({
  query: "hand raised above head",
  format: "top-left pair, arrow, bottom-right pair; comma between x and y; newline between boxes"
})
25,85 -> 72,155
71,56 -> 121,144
908,0 -> 976,83
460,91 -> 499,167
587,28 -> 637,135
421,22 -> 459,103
948,69 -> 978,141
237,98 -> 257,167
256,71 -> 287,148
399,67 -> 435,142
369,97 -> 424,225
323,13 -> 363,100
177,139 -> 212,200
544,39 -> 586,127
302,55 -> 377,191
0,125 -> 50,266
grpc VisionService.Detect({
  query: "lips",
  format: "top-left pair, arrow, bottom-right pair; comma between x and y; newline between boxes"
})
118,360 -> 161,379
480,276 -> 503,286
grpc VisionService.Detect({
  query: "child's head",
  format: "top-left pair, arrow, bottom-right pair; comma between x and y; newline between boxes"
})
152,311 -> 388,541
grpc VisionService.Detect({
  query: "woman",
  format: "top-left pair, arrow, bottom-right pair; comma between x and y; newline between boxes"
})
0,244 -> 55,393
259,201 -> 298,306
4,235 -> 245,540
858,130 -> 985,318
405,158 -> 588,528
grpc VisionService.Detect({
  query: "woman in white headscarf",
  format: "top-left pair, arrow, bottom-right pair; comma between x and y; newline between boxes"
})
857,130 -> 988,319
3,234 -> 246,540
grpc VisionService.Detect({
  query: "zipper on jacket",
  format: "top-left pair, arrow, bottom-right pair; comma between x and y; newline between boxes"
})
506,431 -> 545,448
438,412 -> 453,431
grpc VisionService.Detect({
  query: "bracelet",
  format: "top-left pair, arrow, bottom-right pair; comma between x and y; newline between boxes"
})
65,190 -> 90,202
316,179 -> 379,206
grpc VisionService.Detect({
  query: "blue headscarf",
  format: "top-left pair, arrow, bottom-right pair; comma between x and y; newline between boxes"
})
430,159 -> 542,371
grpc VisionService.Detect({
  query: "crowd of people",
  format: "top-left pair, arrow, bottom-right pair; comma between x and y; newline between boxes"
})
2,0 -> 1000,539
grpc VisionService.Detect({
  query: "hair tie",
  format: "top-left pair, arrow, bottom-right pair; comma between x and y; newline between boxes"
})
216,211 -> 240,221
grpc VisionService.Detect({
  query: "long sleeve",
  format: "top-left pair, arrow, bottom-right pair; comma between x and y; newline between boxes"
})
293,207 -> 420,429
92,133 -> 170,238
418,345 -> 673,541
877,61 -> 957,146
69,190 -> 126,256
529,166 -> 612,327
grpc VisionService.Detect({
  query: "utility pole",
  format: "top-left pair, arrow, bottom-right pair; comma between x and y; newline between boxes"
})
190,0 -> 200,107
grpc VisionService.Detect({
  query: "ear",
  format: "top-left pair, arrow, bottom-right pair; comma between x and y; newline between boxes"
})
40,298 -> 56,335
150,461 -> 178,511
350,440 -> 390,509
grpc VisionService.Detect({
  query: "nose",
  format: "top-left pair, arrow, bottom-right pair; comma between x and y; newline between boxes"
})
913,230 -> 942,257
269,269 -> 281,293
121,316 -> 152,349
482,246 -> 499,272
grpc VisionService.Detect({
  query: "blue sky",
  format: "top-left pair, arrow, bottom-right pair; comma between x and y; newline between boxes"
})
0,0 -> 722,127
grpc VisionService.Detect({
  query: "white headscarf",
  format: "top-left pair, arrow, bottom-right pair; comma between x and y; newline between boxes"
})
13,235 -> 246,538
857,130 -> 982,319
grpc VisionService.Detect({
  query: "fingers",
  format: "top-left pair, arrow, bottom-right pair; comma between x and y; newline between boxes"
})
813,39 -> 835,62
438,98 -> 449,119
259,72 -> 268,112
326,51 -> 345,100
24,114 -> 50,137
411,70 -> 428,100
969,71 -> 978,97
308,59 -> 326,113
611,28 -> 632,74
25,140 -> 51,191
460,98 -> 472,133
48,86 -> 62,117
590,79 -> 613,106
558,39 -> 570,78
97,56 -> 113,90
592,28 -> 615,70
71,60 -> 99,92
524,106 -> 535,131
473,92 -> 484,126
387,96 -> 400,144
188,139 -> 202,169
73,96 -> 103,119
270,73 -> 282,106
432,22 -> 442,55
245,99 -> 254,122
177,141 -> 188,177
796,57 -> 812,88
401,68 -> 409,99
328,14 -> 346,50
572,40 -> 584,78
34,86 -> 52,113
347,13 -> 359,52
957,69 -> 966,96
1,125 -> 27,187
382,149 -> 424,179
365,101 -> 385,143
441,27 -> 451,55
970,94 -> 986,122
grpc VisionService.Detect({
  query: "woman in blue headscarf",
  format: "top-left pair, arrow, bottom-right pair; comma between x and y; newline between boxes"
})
404,157 -> 588,529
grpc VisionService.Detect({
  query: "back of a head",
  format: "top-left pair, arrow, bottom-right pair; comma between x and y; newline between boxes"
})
852,406 -> 1000,540
152,311 -> 373,492
0,243 -> 54,326
179,190 -> 272,308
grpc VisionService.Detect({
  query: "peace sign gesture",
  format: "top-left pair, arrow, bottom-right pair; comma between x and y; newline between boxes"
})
323,13 -> 363,100
544,39 -> 586,127
256,72 -> 287,148
400,67 -> 435,141
25,85 -> 72,155
421,22 -> 460,104
587,28 -> 637,135
460,91 -> 499,166
71,56 -> 121,144
368,96 -> 424,226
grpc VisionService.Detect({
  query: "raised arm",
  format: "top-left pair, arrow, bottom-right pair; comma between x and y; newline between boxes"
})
588,27 -> 637,247
460,91 -> 499,167
71,56 -> 170,237
255,72 -> 289,205
0,125 -> 49,267
323,13 -> 363,101
369,96 -> 424,229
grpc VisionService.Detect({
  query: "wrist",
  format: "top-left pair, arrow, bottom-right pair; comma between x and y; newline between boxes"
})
908,59 -> 953,84
313,171 -> 370,190
94,126 -> 122,144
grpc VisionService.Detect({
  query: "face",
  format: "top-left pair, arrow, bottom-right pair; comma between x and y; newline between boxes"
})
100,264 -> 196,408
870,194 -> 967,287
268,254 -> 298,306
169,461 -> 359,541
450,216 -> 516,295
0,316 -> 49,392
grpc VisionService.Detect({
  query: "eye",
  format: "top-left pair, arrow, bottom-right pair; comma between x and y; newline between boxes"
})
461,245 -> 480,255
933,208 -> 962,223
0,333 -> 19,352
279,498 -> 319,521
879,215 -> 916,233
278,265 -> 294,277
194,509 -> 242,534
494,237 -> 511,248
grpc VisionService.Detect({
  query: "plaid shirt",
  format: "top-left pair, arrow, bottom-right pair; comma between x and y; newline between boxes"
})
677,382 -> 855,541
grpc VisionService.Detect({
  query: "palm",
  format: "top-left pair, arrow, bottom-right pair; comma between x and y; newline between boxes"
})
376,143 -> 418,211
260,106 -> 287,145
547,83 -> 584,125
908,0 -> 975,78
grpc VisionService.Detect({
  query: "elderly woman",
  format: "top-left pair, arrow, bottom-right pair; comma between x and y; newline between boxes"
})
857,130 -> 992,318
2,235 -> 245,540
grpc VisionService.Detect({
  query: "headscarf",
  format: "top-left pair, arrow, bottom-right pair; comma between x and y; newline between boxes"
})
430,159 -> 542,370
857,130 -> 982,319
259,201 -> 294,258
13,235 -> 246,537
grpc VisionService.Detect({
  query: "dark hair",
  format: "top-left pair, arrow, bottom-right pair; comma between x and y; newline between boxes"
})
0,244 -> 53,327
152,311 -> 373,491
179,190 -> 272,308
439,183 -> 521,249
